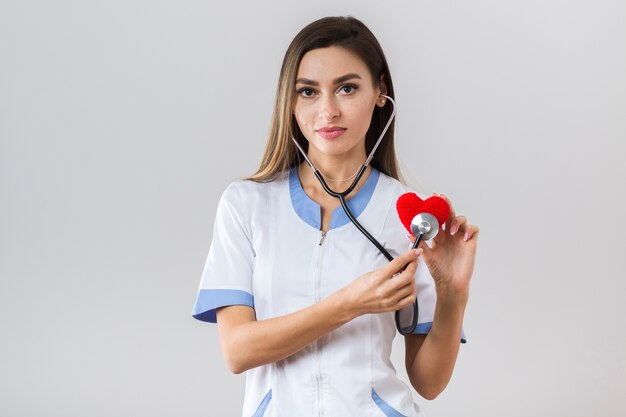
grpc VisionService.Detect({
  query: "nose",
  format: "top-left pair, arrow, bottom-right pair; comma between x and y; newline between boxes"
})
318,95 -> 340,121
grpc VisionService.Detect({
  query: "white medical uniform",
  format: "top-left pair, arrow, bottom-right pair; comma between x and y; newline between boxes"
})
192,166 -> 466,417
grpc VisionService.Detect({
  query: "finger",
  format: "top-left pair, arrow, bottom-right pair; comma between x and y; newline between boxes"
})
396,261 -> 417,281
397,290 -> 417,309
387,260 -> 417,297
383,248 -> 421,276
394,280 -> 416,305
459,224 -> 480,241
417,239 -> 432,257
399,254 -> 419,278
387,268 -> 416,298
450,215 -> 467,236
401,257 -> 418,278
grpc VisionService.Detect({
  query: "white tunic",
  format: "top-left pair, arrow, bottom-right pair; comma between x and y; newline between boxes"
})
192,167 -> 466,417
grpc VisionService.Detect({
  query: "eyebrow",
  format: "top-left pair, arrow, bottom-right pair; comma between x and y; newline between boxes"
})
295,73 -> 362,86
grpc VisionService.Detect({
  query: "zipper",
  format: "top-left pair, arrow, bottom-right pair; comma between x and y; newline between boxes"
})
316,229 -> 326,416
319,230 -> 327,246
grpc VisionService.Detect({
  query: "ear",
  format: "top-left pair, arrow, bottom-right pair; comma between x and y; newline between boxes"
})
378,74 -> 388,96
376,74 -> 388,107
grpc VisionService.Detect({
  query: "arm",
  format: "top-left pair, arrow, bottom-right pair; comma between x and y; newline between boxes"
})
216,249 -> 421,374
404,289 -> 468,400
216,290 -> 353,374
404,193 -> 478,400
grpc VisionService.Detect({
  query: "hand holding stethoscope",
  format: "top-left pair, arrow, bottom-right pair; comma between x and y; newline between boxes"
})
408,194 -> 479,296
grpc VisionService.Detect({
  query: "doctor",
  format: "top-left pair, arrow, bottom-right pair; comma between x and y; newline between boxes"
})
193,15 -> 479,417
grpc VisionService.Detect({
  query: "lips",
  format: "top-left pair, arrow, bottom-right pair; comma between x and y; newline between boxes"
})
316,127 -> 346,140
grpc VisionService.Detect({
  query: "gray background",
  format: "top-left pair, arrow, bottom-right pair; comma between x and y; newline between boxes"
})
1,0 -> 625,416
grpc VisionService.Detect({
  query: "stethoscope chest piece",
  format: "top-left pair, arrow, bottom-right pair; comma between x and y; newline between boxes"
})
410,213 -> 440,242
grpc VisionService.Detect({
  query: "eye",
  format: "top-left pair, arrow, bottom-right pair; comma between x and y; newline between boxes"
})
339,84 -> 358,94
298,88 -> 316,98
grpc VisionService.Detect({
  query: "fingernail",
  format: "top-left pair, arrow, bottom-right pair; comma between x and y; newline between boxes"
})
450,224 -> 457,235
463,232 -> 469,241
441,223 -> 446,231
414,248 -> 423,256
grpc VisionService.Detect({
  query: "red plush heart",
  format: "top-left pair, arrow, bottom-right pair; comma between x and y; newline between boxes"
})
396,193 -> 451,234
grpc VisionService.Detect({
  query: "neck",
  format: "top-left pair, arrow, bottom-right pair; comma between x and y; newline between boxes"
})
298,148 -> 371,195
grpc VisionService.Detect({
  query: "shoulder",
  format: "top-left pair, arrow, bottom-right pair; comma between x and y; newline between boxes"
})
221,170 -> 289,201
217,170 -> 290,216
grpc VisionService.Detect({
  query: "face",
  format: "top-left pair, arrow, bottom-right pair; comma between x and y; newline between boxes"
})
293,46 -> 386,161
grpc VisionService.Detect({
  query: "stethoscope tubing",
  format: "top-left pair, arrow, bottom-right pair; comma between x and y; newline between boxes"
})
313,167 -> 394,262
292,95 -> 419,335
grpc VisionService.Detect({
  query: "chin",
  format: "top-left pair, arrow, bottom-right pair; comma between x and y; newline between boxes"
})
310,143 -> 354,157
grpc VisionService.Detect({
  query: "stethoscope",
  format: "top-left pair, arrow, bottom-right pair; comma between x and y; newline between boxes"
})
291,94 -> 441,336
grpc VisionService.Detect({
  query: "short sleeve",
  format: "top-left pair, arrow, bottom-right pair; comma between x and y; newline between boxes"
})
192,183 -> 256,323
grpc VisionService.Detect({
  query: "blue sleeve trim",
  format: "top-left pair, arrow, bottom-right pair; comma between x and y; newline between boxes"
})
192,289 -> 254,323
413,322 -> 468,344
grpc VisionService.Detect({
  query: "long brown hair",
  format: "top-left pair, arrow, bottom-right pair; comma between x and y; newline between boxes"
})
246,16 -> 403,183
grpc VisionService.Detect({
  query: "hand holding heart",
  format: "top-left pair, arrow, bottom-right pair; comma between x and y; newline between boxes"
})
400,193 -> 479,296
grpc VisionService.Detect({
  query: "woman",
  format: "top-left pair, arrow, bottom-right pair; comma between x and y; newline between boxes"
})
193,16 -> 479,417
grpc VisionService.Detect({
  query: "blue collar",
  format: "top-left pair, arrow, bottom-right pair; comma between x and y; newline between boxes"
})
289,166 -> 380,230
